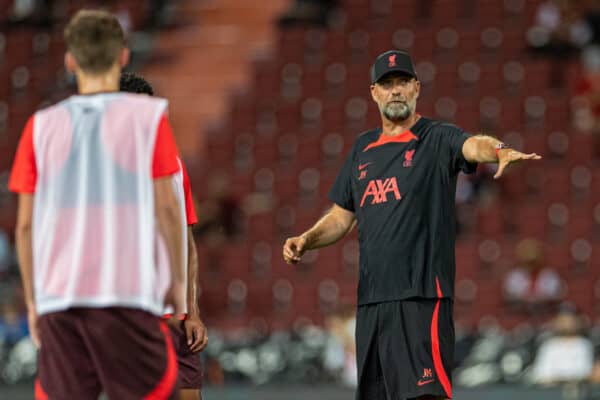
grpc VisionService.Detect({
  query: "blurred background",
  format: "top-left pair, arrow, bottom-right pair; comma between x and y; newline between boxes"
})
0,0 -> 600,399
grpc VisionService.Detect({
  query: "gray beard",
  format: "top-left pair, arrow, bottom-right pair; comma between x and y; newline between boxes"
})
382,102 -> 411,121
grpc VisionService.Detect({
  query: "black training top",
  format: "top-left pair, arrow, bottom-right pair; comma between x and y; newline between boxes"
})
329,116 -> 477,305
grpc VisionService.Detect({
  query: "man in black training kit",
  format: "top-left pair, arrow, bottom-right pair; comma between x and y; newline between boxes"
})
283,50 -> 541,400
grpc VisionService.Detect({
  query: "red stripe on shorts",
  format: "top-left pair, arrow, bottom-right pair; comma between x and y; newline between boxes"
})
431,277 -> 452,398
35,379 -> 48,400
144,321 -> 178,399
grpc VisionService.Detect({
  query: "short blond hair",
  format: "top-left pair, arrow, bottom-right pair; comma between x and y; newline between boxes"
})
64,10 -> 126,74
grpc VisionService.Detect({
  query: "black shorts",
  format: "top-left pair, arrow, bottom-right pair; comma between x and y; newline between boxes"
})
168,320 -> 203,389
355,299 -> 454,400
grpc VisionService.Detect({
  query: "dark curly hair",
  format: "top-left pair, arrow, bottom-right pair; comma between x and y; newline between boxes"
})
119,72 -> 154,95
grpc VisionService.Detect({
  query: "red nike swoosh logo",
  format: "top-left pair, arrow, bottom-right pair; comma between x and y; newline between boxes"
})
358,163 -> 371,171
417,379 -> 435,386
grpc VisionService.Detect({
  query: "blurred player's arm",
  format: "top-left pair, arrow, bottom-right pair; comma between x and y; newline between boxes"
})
462,135 -> 541,179
179,161 -> 208,351
15,194 -> 34,312
154,177 -> 185,311
184,227 -> 208,352
283,204 -> 355,264
186,228 -> 199,317
15,194 -> 41,347
152,114 -> 186,312
10,117 -> 40,346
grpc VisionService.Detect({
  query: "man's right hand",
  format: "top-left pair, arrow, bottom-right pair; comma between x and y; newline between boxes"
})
283,235 -> 308,264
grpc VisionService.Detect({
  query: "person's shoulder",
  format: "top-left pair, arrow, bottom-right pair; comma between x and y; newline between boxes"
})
353,127 -> 382,150
356,127 -> 381,140
33,98 -> 72,120
420,117 -> 464,133
418,117 -> 469,141
573,336 -> 593,348
113,94 -> 169,119
119,93 -> 167,107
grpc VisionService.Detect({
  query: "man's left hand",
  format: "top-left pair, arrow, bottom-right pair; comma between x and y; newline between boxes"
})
494,149 -> 541,179
184,316 -> 208,353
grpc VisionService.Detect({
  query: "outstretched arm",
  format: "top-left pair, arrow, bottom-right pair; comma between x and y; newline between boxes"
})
462,135 -> 541,179
283,204 -> 355,264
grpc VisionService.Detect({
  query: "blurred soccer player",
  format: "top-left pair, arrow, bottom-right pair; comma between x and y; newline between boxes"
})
121,71 -> 208,400
10,10 -> 185,399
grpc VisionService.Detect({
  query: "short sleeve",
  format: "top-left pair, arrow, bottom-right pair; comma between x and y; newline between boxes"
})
9,116 -> 37,193
328,145 -> 356,212
444,125 -> 477,175
180,160 -> 198,225
152,114 -> 180,178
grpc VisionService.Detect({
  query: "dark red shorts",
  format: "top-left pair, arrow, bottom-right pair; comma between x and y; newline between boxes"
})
168,321 -> 203,389
35,307 -> 179,400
